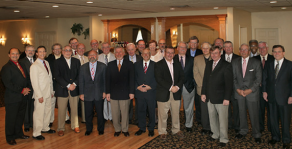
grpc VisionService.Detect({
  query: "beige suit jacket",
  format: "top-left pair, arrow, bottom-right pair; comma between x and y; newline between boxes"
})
193,55 -> 212,95
30,58 -> 54,100
73,54 -> 89,65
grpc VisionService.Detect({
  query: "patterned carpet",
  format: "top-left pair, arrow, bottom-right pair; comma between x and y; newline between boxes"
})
139,110 -> 292,149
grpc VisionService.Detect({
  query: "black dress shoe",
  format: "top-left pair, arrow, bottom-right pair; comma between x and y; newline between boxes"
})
135,130 -> 146,136
283,143 -> 290,149
197,122 -> 202,126
154,125 -> 158,129
65,120 -> 71,124
268,139 -> 279,145
218,142 -> 226,147
99,131 -> 104,135
235,134 -> 245,139
207,130 -> 213,136
255,138 -> 261,144
123,132 -> 130,137
207,137 -> 217,142
18,135 -> 30,139
201,129 -> 207,135
81,121 -> 86,123
24,128 -> 30,132
148,130 -> 154,137
186,127 -> 192,132
235,129 -> 239,133
41,129 -> 56,133
7,140 -> 16,145
114,132 -> 121,137
85,131 -> 92,136
33,135 -> 45,140
49,123 -> 53,127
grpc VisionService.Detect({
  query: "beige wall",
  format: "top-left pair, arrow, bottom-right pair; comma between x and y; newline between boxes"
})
252,11 -> 292,60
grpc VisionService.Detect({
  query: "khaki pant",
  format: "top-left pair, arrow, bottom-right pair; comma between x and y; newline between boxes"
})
110,99 -> 130,132
157,92 -> 181,135
33,97 -> 52,137
57,92 -> 79,131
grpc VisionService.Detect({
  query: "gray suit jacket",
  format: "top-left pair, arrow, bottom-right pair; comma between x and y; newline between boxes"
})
232,57 -> 262,101
97,52 -> 116,65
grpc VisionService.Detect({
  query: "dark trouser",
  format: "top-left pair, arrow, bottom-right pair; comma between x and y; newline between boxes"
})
129,99 -> 138,124
200,97 -> 210,130
269,103 -> 291,143
24,96 -> 34,129
259,91 -> 270,132
137,97 -> 156,131
228,98 -> 239,130
5,99 -> 27,142
195,92 -> 201,123
84,100 -> 104,132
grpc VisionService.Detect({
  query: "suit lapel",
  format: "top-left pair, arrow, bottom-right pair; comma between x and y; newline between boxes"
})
244,58 -> 253,78
163,59 -> 172,81
276,59 -> 286,80
36,59 -> 47,74
238,58 -> 243,78
212,59 -> 222,73
9,61 -> 25,78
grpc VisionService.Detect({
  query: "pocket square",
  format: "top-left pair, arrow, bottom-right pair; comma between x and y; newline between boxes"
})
249,69 -> 254,71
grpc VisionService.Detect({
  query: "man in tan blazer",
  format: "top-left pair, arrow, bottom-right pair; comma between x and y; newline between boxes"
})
73,43 -> 89,123
193,42 -> 212,135
30,46 -> 55,140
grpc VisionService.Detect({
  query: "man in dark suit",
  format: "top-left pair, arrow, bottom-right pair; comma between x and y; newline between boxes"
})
19,45 -> 35,132
262,45 -> 292,149
253,41 -> 274,133
106,46 -> 135,137
79,50 -> 106,136
213,38 -> 225,55
174,41 -> 195,133
186,36 -> 202,126
155,47 -> 184,140
134,48 -> 157,137
54,45 -> 81,136
124,43 -> 142,125
232,43 -> 262,143
221,41 -> 240,133
135,40 -> 146,56
201,46 -> 233,147
84,39 -> 103,56
2,48 -> 31,145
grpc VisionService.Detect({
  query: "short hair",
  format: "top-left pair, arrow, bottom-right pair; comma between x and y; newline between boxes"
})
142,48 -> 151,55
214,38 -> 224,44
201,42 -> 212,49
25,45 -> 35,51
36,46 -> 47,53
51,43 -> 62,50
88,49 -> 98,55
68,37 -> 78,44
177,41 -> 187,47
63,45 -> 72,50
114,46 -> 125,53
90,39 -> 98,45
272,45 -> 285,52
223,41 -> 233,47
136,40 -> 145,45
126,43 -> 136,49
239,43 -> 250,50
249,39 -> 258,45
210,46 -> 222,52
101,42 -> 110,48
8,48 -> 21,54
165,46 -> 175,53
188,36 -> 199,43
148,40 -> 157,47
258,41 -> 268,47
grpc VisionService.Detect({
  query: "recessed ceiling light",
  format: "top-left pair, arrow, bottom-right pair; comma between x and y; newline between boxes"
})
52,5 -> 59,7
170,8 -> 175,10
14,10 -> 20,12
270,1 -> 277,3
86,1 -> 93,4
213,7 -> 219,9
45,16 -> 50,18
98,14 -> 102,16
281,7 -> 287,9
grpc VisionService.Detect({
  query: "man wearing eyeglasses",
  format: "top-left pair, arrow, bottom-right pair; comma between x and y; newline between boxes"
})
158,39 -> 166,55
135,40 -> 146,56
54,45 -> 81,136
84,39 -> 103,56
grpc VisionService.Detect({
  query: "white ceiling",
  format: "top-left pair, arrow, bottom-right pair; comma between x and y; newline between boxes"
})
0,0 -> 291,20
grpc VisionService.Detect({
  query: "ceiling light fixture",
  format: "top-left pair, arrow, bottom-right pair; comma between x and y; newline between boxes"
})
98,14 -> 102,16
281,7 -> 287,9
170,8 -> 175,10
45,16 -> 50,18
213,7 -> 219,9
52,5 -> 59,8
270,1 -> 277,3
86,1 -> 93,4
14,10 -> 20,12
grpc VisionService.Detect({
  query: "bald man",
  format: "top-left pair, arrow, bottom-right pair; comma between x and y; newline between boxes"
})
84,39 -> 103,56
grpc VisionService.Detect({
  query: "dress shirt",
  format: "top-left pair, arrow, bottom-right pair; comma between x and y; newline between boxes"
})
128,54 -> 137,63
242,56 -> 250,66
190,49 -> 197,57
260,54 -> 268,62
178,54 -> 186,68
27,56 -> 34,63
225,53 -> 233,62
64,57 -> 77,88
116,59 -> 124,66
104,53 -> 111,60
250,53 -> 259,57
274,58 -> 284,70
165,59 -> 180,91
89,61 -> 97,75
77,54 -> 84,61
143,60 -> 150,68
54,54 -> 61,59
213,58 -> 221,70
204,56 -> 210,63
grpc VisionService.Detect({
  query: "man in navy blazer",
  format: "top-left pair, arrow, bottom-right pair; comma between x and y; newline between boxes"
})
79,50 -> 106,136
262,45 -> 292,149
106,46 -> 135,137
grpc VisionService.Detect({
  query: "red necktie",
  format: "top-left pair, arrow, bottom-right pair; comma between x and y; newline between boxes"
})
144,62 -> 147,74
262,57 -> 265,68
16,63 -> 26,78
43,61 -> 49,74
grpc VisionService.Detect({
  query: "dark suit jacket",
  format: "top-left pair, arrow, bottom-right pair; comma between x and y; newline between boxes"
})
1,60 -> 30,104
221,53 -> 240,63
154,58 -> 184,102
262,58 -> 292,106
19,57 -> 34,97
174,54 -> 195,93
54,57 -> 80,97
84,49 -> 103,56
46,54 -> 64,90
123,54 -> 142,63
202,59 -> 233,104
105,59 -> 135,100
186,49 -> 203,57
134,60 -> 156,100
254,54 -> 274,70
79,61 -> 106,101
232,57 -> 262,101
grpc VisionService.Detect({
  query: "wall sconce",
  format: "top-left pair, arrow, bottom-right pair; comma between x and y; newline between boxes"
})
172,31 -> 177,35
22,36 -> 30,46
112,33 -> 117,38
0,36 -> 6,46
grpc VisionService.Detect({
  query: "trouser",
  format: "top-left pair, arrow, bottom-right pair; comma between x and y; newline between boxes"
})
111,99 -> 130,132
33,97 -> 51,137
228,98 -> 239,130
24,96 -> 34,129
200,98 -> 210,130
195,92 -> 201,123
137,97 -> 156,131
259,92 -> 270,132
181,86 -> 195,128
85,100 -> 104,132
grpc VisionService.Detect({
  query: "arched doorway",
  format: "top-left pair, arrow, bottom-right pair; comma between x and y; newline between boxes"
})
111,25 -> 151,44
